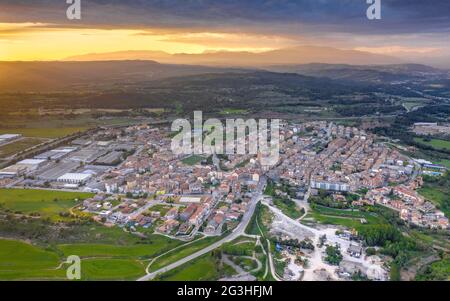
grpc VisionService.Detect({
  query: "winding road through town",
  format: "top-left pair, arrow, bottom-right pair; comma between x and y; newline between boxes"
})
137,177 -> 267,281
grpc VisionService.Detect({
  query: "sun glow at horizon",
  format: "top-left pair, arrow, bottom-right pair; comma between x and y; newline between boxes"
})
0,23 -> 287,61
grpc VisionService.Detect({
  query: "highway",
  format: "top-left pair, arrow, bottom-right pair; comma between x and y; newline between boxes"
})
137,176 -> 267,281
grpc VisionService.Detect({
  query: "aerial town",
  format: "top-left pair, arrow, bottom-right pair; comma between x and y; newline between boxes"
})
0,120 -> 448,281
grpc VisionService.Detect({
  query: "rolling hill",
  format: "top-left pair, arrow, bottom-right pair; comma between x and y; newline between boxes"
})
0,60 -> 249,91
264,63 -> 445,83
65,46 -> 400,67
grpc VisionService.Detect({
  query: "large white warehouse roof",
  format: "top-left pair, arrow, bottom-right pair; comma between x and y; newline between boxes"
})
57,173 -> 92,182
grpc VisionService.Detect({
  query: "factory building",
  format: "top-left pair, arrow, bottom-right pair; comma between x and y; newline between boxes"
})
57,173 -> 92,184
0,159 -> 46,178
0,134 -> 22,145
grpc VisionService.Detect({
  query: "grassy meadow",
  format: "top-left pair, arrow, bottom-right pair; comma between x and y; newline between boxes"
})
0,189 -> 93,221
414,137 -> 450,151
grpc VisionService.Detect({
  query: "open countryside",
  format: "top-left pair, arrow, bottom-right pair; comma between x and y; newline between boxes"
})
0,0 -> 449,284
0,189 -> 93,220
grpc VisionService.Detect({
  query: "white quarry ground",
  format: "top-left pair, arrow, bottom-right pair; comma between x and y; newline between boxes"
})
264,201 -> 388,281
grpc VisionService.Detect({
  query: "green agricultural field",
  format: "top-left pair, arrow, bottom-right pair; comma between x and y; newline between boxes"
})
402,101 -> 426,112
0,238 -> 168,280
0,239 -> 60,270
155,255 -> 219,281
418,175 -> 450,218
234,256 -> 258,271
0,239 -> 65,280
181,155 -> 205,166
219,108 -> 249,115
149,204 -> 173,216
414,138 -> 450,151
0,127 -> 90,139
306,213 -> 362,229
306,205 -> 386,230
0,268 -> 66,281
419,187 -> 447,206
58,236 -> 183,259
62,223 -> 146,245
221,240 -> 256,256
0,138 -> 46,159
313,205 -> 373,218
80,258 -> 146,281
245,203 -> 272,237
149,236 -> 222,272
416,256 -> 450,281
0,189 -> 93,220
409,229 -> 450,250
434,159 -> 450,169
273,198 -> 303,219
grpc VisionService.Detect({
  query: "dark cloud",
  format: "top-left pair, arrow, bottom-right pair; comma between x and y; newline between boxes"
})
0,0 -> 449,36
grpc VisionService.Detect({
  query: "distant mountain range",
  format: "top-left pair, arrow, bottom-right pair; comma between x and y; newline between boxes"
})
0,59 -> 446,92
264,63 -> 445,83
65,46 -> 401,67
66,50 -> 174,62
0,60 -> 248,91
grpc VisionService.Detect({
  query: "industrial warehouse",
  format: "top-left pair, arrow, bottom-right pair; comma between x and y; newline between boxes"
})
0,127 -> 137,190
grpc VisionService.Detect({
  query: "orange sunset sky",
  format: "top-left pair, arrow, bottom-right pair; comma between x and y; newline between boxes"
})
0,1 -> 449,66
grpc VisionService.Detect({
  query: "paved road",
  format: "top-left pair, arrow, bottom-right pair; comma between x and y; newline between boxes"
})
137,176 -> 267,281
326,122 -> 333,139
266,239 -> 283,281
212,153 -> 221,171
409,162 -> 421,183
222,254 -> 246,275
128,199 -> 162,220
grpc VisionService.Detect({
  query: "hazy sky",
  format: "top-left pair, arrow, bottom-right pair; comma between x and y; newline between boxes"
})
0,0 -> 449,63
